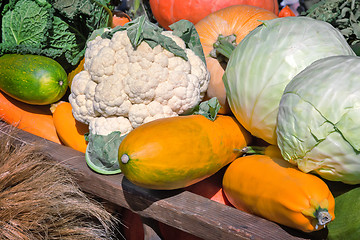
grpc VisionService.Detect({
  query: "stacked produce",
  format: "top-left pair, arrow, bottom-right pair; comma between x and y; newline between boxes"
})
1,0 -> 360,238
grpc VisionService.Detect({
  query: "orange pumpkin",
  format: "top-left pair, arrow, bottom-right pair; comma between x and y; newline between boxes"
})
111,10 -> 131,28
149,0 -> 279,30
195,5 -> 278,114
0,91 -> 61,144
51,101 -> 89,153
278,5 -> 296,17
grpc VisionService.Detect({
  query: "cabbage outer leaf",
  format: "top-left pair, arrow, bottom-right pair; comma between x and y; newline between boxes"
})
277,55 -> 360,184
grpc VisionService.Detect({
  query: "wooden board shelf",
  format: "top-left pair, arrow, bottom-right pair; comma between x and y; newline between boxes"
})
0,122 -> 328,240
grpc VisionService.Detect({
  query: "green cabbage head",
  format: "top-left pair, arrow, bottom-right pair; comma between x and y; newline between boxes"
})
223,17 -> 355,145
277,55 -> 360,184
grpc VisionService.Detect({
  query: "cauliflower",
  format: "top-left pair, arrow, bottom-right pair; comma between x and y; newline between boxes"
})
69,30 -> 210,136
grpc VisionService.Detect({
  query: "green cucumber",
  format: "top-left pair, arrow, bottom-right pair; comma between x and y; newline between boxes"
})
0,54 -> 68,105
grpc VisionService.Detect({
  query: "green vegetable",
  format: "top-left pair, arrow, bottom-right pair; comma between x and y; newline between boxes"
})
85,131 -> 125,175
303,0 -> 360,55
0,0 -> 112,72
223,17 -> 355,145
276,55 -> 360,184
0,54 -> 68,105
327,186 -> 360,239
191,97 -> 221,121
169,19 -> 207,65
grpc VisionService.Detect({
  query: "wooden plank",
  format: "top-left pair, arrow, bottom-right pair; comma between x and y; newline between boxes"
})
0,122 -> 327,240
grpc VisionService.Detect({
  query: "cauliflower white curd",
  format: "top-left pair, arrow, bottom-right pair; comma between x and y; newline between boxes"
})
69,30 -> 210,136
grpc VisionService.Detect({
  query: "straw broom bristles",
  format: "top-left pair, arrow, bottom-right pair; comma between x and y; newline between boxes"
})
0,126 -> 120,240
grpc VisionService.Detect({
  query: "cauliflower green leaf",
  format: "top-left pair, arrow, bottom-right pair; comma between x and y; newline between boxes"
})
191,97 -> 221,121
101,15 -> 207,63
169,19 -> 207,65
85,131 -> 125,175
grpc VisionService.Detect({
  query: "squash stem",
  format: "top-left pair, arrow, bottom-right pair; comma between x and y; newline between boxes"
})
315,208 -> 332,228
210,34 -> 237,61
239,146 -> 267,155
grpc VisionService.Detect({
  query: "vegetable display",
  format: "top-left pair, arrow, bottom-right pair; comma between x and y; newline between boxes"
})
2,0 -> 360,237
0,54 -> 68,105
149,0 -> 279,30
223,16 -> 356,145
277,55 -> 360,184
0,91 -> 61,144
69,17 -> 209,137
223,145 -> 335,232
118,115 -> 251,190
195,5 -> 278,114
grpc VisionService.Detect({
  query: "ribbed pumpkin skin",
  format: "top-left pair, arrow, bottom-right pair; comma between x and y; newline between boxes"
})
195,5 -> 278,114
118,115 -> 251,190
149,0 -> 279,30
222,146 -> 335,232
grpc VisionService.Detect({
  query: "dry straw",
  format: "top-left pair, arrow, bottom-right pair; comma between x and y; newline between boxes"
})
0,125 -> 120,240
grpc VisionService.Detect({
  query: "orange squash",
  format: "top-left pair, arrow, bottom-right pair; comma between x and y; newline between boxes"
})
0,91 -> 61,143
195,5 -> 278,114
51,101 -> 89,153
149,0 -> 279,30
222,145 -> 335,232
67,58 -> 85,89
119,115 -> 251,190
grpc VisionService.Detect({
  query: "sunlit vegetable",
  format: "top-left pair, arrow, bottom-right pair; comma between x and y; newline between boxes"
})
277,55 -> 360,184
223,17 -> 355,144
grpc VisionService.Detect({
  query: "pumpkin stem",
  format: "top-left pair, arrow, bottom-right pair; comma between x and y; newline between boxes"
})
210,34 -> 237,63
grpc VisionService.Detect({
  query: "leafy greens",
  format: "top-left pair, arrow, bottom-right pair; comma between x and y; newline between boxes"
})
0,0 -> 113,71
304,0 -> 360,55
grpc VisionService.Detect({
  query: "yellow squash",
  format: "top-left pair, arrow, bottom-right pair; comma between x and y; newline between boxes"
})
51,101 -> 89,153
222,145 -> 335,232
118,115 -> 251,190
